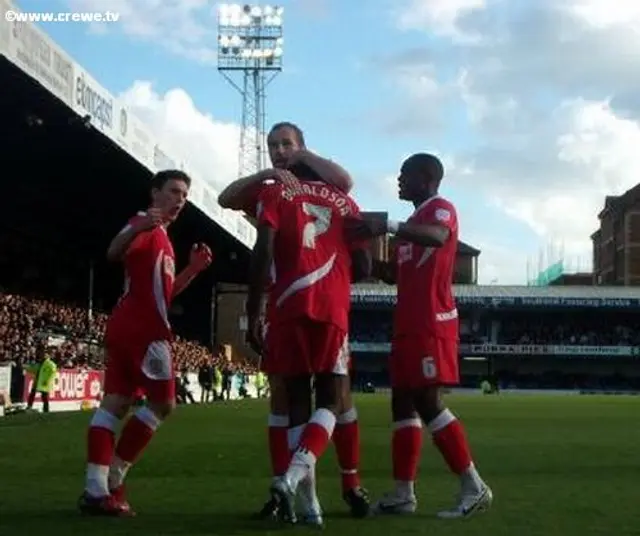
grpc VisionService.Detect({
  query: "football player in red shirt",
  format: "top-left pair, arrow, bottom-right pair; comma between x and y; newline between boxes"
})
347,153 -> 492,518
78,170 -> 212,516
245,167 -> 371,526
219,122 -> 370,519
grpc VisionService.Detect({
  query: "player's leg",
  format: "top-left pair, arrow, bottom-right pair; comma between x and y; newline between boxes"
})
272,322 -> 349,526
107,340 -> 176,511
412,338 -> 492,518
333,363 -> 370,517
373,337 -> 423,515
254,374 -> 290,519
79,342 -> 135,516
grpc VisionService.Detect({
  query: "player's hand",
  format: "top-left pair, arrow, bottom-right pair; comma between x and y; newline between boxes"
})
189,243 -> 213,272
259,168 -> 303,195
247,315 -> 264,355
135,208 -> 164,231
344,214 -> 389,241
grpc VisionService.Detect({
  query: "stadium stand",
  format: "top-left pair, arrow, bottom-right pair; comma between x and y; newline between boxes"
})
350,284 -> 640,394
0,20 -> 260,411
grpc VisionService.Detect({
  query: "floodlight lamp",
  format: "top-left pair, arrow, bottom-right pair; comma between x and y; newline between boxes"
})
241,48 -> 253,58
219,3 -> 230,17
275,6 -> 284,16
263,5 -> 274,15
240,14 -> 251,25
271,15 -> 282,25
275,37 -> 283,46
229,35 -> 243,46
250,6 -> 262,17
219,35 -> 231,46
273,47 -> 283,57
229,4 -> 242,15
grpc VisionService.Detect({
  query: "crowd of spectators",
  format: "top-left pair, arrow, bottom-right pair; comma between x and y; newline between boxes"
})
0,291 -> 257,375
498,315 -> 640,346
350,311 -> 640,346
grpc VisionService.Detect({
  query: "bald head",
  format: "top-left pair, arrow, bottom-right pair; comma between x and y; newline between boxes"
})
398,153 -> 444,204
401,153 -> 444,183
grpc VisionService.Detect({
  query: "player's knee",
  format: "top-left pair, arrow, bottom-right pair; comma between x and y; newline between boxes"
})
286,376 -> 312,426
415,386 -> 444,422
100,393 -> 132,420
147,399 -> 175,420
391,388 -> 417,421
269,375 -> 289,414
314,374 -> 342,415
337,375 -> 352,412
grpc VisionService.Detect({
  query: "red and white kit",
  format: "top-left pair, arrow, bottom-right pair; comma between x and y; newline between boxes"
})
390,196 -> 460,388
257,181 -> 361,376
103,212 -> 177,403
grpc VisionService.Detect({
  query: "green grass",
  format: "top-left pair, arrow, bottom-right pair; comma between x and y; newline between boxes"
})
0,394 -> 638,536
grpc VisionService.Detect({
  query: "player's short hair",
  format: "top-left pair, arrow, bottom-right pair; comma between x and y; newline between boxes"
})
151,169 -> 192,191
268,121 -> 306,147
404,153 -> 444,183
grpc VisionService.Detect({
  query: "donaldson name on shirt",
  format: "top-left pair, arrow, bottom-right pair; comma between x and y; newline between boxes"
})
282,182 -> 355,217
75,73 -> 113,130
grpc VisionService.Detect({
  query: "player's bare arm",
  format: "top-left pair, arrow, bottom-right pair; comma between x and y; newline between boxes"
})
394,222 -> 450,248
246,225 -> 275,352
106,209 -> 163,262
288,150 -> 353,194
218,170 -> 275,210
348,215 -> 450,249
372,259 -> 397,285
172,243 -> 213,298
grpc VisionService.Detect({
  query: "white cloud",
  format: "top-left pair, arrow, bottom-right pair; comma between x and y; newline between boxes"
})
67,0 -> 218,63
120,81 -> 240,192
395,0 -> 487,43
388,0 -> 640,283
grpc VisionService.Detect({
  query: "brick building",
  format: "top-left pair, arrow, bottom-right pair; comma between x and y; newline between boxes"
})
592,185 -> 640,285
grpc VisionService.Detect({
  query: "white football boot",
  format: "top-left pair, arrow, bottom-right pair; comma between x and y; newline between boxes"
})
296,468 -> 323,528
437,484 -> 493,519
373,490 -> 418,515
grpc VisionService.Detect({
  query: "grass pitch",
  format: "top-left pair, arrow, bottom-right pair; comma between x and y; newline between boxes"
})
0,394 -> 638,536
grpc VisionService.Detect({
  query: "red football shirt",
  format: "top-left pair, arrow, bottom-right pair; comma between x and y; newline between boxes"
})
107,212 -> 176,341
393,196 -> 459,340
257,181 -> 361,332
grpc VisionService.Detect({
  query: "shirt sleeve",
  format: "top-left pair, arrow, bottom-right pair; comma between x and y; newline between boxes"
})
241,182 -> 266,218
420,199 -> 457,232
346,197 -> 369,251
256,184 -> 282,230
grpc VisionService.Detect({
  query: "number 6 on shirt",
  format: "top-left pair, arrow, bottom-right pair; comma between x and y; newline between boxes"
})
302,202 -> 332,249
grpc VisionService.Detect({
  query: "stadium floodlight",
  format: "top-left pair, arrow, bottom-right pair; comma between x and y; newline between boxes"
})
218,4 -> 284,177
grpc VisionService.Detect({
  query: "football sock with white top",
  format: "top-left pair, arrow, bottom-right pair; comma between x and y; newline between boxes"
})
391,416 -> 423,498
108,406 -> 162,490
286,408 -> 336,489
86,408 -> 120,498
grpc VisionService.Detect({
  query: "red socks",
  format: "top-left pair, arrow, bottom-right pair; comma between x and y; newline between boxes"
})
334,407 -> 361,492
392,417 -> 423,484
268,414 -> 290,477
427,409 -> 472,474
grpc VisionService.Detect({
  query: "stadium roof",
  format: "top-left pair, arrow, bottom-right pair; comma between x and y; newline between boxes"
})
0,7 -> 255,252
458,241 -> 480,257
351,283 -> 640,299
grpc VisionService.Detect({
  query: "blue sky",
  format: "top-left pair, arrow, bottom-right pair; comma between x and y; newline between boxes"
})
13,0 -> 640,283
